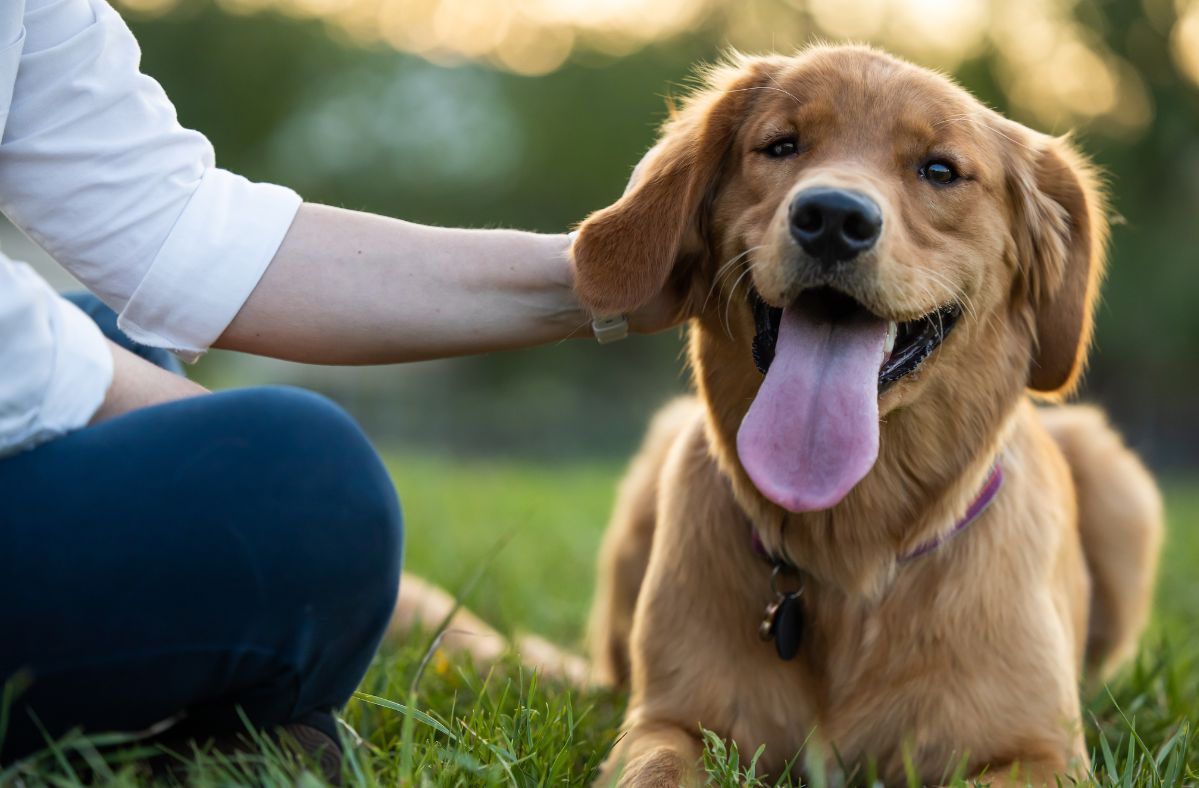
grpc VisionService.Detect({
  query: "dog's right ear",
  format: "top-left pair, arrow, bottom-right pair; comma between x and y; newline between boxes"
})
572,58 -> 779,316
1002,126 -> 1109,397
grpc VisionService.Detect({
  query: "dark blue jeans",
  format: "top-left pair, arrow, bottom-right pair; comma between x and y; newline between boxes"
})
0,295 -> 404,762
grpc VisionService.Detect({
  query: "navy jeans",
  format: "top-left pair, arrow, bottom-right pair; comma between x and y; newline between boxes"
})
0,296 -> 404,762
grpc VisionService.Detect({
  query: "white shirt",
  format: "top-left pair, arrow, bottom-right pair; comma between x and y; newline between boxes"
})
0,0 -> 301,457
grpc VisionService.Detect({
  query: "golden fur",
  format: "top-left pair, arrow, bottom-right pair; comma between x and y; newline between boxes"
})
390,45 -> 1163,787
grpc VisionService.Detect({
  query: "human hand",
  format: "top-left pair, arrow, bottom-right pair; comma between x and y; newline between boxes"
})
576,143 -> 689,337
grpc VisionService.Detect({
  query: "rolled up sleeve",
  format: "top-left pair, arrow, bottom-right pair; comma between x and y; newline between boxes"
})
0,0 -> 301,362
0,256 -> 113,457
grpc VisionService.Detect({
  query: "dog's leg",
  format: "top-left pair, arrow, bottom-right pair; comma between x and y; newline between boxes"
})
597,718 -> 704,788
966,752 -> 1086,788
588,397 -> 700,689
389,573 -> 509,662
961,728 -> 1089,787
1039,405 -> 1163,681
388,573 -> 588,684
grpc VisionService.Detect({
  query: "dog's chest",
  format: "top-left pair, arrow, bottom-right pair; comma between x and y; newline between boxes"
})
733,590 -> 962,780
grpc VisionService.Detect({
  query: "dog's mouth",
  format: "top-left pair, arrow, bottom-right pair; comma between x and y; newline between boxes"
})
737,286 -> 961,514
749,287 -> 961,388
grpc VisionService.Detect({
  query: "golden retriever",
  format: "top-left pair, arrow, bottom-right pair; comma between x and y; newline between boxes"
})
392,44 -> 1164,787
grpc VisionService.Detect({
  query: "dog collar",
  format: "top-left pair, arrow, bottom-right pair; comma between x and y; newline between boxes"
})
753,460 -> 1004,660
898,461 -> 1004,563
751,460 -> 1003,565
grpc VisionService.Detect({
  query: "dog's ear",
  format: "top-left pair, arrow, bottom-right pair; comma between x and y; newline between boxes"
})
572,57 -> 780,315
1007,131 -> 1109,396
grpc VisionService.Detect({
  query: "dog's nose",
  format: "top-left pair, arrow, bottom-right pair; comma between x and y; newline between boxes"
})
789,188 -> 883,264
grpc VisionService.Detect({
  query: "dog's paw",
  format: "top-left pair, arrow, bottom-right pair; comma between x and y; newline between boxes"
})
613,745 -> 698,788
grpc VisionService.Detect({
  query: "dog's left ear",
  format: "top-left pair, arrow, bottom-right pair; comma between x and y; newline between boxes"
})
1007,131 -> 1109,396
572,57 -> 781,316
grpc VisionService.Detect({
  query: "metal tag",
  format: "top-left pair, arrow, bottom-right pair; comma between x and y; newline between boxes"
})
772,594 -> 805,661
759,591 -> 805,661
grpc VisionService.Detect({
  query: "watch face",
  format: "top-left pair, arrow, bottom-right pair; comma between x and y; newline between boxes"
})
593,315 -> 629,344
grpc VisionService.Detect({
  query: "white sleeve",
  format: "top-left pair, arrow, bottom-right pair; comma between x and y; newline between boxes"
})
0,254 -> 113,457
0,0 -> 301,362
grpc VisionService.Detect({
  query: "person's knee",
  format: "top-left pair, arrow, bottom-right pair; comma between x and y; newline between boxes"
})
228,386 -> 403,603
235,389 -> 404,707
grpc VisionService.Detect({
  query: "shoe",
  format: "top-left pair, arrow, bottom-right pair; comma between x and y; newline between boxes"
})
277,722 -> 343,786
145,717 -> 344,785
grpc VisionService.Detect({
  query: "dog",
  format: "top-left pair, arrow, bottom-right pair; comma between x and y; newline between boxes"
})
571,45 -> 1162,786
388,44 -> 1163,787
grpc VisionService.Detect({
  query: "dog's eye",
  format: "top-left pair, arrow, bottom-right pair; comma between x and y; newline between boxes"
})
920,160 -> 959,185
762,137 -> 799,159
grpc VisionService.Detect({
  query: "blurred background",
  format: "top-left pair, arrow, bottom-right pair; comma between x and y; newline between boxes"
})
13,0 -> 1199,467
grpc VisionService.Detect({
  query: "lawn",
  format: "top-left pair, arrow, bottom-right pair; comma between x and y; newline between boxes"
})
7,455 -> 1199,786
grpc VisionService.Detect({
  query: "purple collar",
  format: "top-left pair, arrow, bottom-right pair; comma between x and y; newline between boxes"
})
898,461 -> 1004,562
751,461 -> 1004,567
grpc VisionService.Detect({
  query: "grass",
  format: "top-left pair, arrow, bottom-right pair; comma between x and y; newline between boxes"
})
5,455 -> 1199,786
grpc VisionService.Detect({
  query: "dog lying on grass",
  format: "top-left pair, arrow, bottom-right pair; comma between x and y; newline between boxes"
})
392,44 -> 1163,787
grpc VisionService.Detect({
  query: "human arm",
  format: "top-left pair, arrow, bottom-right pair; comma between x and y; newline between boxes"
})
2,0 -> 680,367
0,251 -> 207,455
0,258 -> 111,456
89,340 -> 208,424
216,204 -> 681,364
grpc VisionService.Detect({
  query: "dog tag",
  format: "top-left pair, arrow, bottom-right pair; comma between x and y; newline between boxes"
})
771,593 -> 805,661
759,592 -> 805,661
759,597 -> 783,640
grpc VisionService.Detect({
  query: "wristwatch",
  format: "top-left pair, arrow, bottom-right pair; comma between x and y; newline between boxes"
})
568,231 -> 629,344
592,314 -> 629,344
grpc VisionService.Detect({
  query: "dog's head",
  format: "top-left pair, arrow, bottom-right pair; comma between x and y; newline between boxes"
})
573,45 -> 1107,515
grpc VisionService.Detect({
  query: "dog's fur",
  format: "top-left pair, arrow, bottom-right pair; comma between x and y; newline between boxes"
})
391,45 -> 1163,787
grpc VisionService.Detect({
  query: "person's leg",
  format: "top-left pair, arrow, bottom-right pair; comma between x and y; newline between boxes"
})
0,386 -> 402,763
62,292 -> 184,374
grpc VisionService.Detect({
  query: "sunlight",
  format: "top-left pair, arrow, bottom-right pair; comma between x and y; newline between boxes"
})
118,0 -> 178,12
113,0 -> 1178,135
807,0 -> 887,41
1173,0 -> 1199,87
887,0 -> 988,65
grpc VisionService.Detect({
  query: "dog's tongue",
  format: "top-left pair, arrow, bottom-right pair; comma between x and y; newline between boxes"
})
737,301 -> 888,512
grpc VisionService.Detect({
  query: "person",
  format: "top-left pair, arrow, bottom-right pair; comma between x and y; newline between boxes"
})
0,0 -> 677,771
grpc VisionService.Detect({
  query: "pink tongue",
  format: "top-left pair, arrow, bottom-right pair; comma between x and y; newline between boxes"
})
737,303 -> 889,512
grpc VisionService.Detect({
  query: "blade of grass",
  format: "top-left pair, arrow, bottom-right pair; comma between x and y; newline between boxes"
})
352,693 -> 456,740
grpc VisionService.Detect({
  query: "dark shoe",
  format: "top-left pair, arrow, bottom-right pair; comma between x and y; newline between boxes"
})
144,714 -> 344,785
277,722 -> 343,786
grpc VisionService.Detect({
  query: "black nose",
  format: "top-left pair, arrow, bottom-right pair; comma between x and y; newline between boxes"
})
789,188 -> 883,264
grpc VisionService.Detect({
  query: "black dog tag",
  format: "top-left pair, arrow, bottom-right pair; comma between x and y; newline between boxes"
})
772,594 -> 805,661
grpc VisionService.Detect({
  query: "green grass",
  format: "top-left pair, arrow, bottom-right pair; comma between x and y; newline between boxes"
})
6,457 -> 1199,786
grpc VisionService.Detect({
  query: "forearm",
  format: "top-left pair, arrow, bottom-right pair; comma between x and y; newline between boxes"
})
90,341 -> 208,424
216,204 -> 589,364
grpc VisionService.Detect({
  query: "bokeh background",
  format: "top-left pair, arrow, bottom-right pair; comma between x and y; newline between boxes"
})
15,0 -> 1189,469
